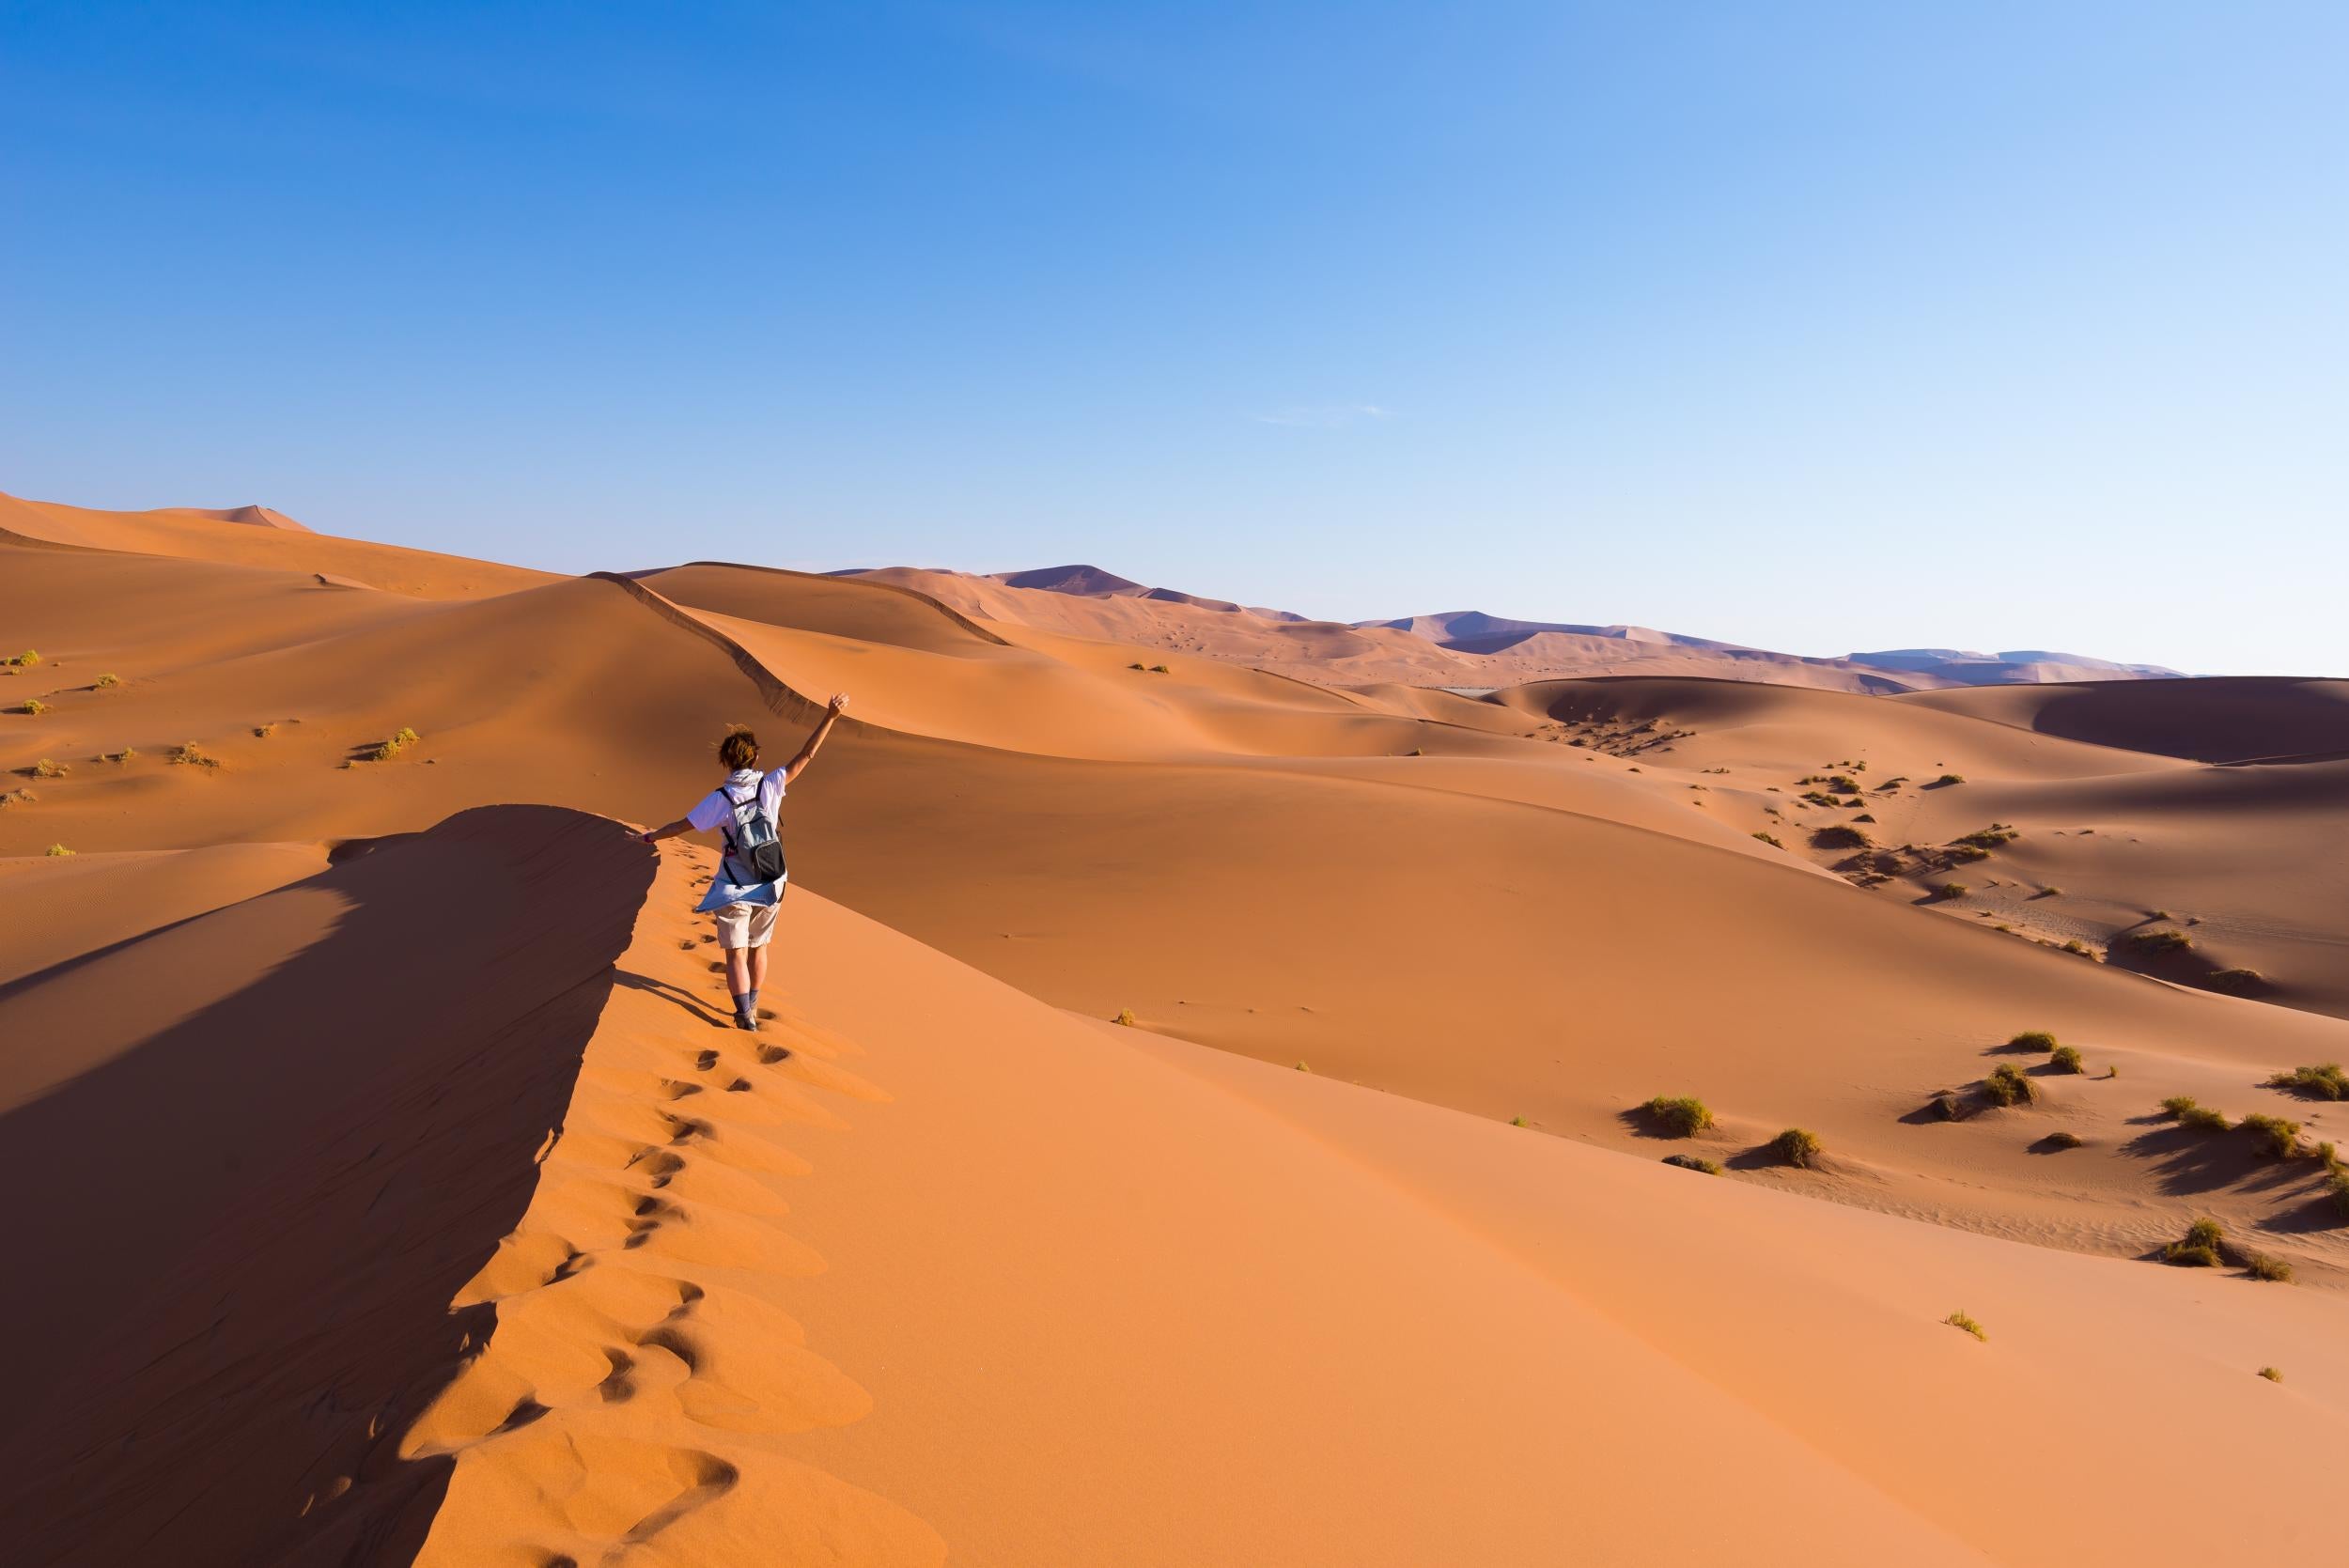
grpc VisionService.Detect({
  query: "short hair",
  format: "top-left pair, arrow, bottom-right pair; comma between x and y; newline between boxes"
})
718,727 -> 760,770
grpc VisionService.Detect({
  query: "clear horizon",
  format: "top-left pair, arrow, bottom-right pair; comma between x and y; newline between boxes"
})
5,2 -> 2343,675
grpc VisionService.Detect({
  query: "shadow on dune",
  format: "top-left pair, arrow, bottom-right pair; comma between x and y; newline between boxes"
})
2116,1125 -> 2310,1201
0,805 -> 651,1568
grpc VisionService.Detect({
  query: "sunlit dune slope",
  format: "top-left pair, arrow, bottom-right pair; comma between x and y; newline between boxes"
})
0,489 -> 553,598
0,840 -> 324,985
0,806 -> 649,1567
1897,676 -> 2349,762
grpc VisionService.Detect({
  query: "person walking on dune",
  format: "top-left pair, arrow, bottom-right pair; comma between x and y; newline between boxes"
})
637,693 -> 850,1030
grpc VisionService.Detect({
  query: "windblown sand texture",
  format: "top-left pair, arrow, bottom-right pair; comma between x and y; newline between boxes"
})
2,493 -> 2343,1565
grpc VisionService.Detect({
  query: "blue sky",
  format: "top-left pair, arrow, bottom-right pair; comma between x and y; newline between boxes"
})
4,2 -> 2342,673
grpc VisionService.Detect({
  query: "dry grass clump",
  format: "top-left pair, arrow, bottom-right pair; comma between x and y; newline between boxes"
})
1661,1153 -> 1722,1175
0,787 -> 34,808
2258,1366 -> 2282,1382
16,698 -> 50,716
94,672 -> 120,688
2246,1253 -> 2295,1283
1981,1063 -> 2039,1108
1112,1008 -> 1137,1027
1933,882 -> 1967,899
168,741 -> 221,769
104,746 -> 138,764
1771,1127 -> 1823,1168
253,722 -> 277,738
2046,1130 -> 2085,1149
2206,968 -> 2263,994
2264,1063 -> 2347,1101
1811,823 -> 1872,849
8,648 -> 41,667
2326,1162 -> 2349,1221
1952,826 -> 2019,849
2049,1045 -> 2085,1074
1148,663 -> 1172,674
2163,1217 -> 2225,1267
1944,1311 -> 1986,1342
1750,831 -> 1782,848
1932,773 -> 1966,786
1644,1094 -> 1715,1137
367,725 -> 423,762
2239,1112 -> 2301,1160
2007,1030 -> 2059,1053
2128,928 -> 2193,955
45,843 -> 74,857
28,757 -> 68,779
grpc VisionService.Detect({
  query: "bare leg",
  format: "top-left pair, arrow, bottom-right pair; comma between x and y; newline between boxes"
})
724,946 -> 752,1000
749,944 -> 770,998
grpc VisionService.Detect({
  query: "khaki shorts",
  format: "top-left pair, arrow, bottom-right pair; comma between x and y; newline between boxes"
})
713,900 -> 779,950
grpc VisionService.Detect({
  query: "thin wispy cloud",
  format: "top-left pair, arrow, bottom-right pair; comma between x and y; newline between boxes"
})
1251,403 -> 1396,429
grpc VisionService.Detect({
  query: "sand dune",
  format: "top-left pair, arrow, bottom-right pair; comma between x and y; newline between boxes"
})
6,493 -> 2346,1564
1899,675 -> 2349,762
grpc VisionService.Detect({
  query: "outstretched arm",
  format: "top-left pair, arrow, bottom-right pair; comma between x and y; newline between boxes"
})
783,692 -> 851,784
635,816 -> 694,846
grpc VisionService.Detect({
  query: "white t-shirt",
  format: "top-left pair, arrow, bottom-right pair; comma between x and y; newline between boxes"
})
687,767 -> 787,889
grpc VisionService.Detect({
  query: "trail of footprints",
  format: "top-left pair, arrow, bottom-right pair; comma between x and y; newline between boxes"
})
397,851 -> 935,1566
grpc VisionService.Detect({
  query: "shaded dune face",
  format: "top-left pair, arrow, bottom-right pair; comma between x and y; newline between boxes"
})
0,806 -> 650,1567
1897,677 -> 2349,763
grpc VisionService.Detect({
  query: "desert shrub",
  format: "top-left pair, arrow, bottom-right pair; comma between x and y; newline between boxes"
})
1112,1008 -> 1136,1027
1953,827 -> 2018,849
1662,1153 -> 1722,1174
2178,1105 -> 2230,1131
1644,1094 -> 1715,1137
2259,1366 -> 2282,1382
1750,831 -> 1782,848
2327,1166 -> 2349,1220
1295,1061 -> 1312,1072
2265,1063 -> 2347,1101
2129,928 -> 2193,955
168,741 -> 221,769
0,787 -> 33,807
29,757 -> 66,779
45,843 -> 73,856
2008,1030 -> 2060,1053
2158,1094 -> 2199,1118
1127,661 -> 1146,671
1148,664 -> 1171,674
2184,1217 -> 2224,1250
10,648 -> 40,666
1981,1063 -> 2039,1108
1811,824 -> 1872,849
16,698 -> 50,716
1933,773 -> 1965,786
1944,1311 -> 1986,1342
1945,845 -> 1990,864
254,722 -> 276,738
2049,1045 -> 2085,1074
367,725 -> 423,762
95,672 -> 120,688
2240,1112 -> 2301,1160
104,747 -> 137,763
1930,1091 -> 1963,1121
2206,968 -> 2263,994
2164,1243 -> 2222,1267
1772,1127 -> 1823,1168
2046,1130 -> 2084,1149
2061,939 -> 2092,956
2247,1253 -> 2295,1283
1933,882 -> 1967,899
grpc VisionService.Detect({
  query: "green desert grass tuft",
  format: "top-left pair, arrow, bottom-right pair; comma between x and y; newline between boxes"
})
16,698 -> 50,716
1644,1094 -> 1715,1137
1811,823 -> 1872,849
44,843 -> 73,857
104,746 -> 138,764
0,787 -> 34,807
2162,1217 -> 2226,1268
1112,1008 -> 1137,1027
2206,968 -> 2263,994
2177,1105 -> 2231,1132
2264,1063 -> 2347,1101
1933,882 -> 1967,899
1932,773 -> 1966,786
2247,1253 -> 2295,1283
1944,1311 -> 1986,1342
1771,1127 -> 1823,1168
367,724 -> 424,762
1750,831 -> 1782,848
2239,1112 -> 2301,1160
28,757 -> 67,779
168,741 -> 221,769
1980,1063 -> 2038,1108
2007,1030 -> 2059,1053
2046,1130 -> 2084,1149
9,648 -> 41,666
2128,928 -> 2193,955
1661,1153 -> 1722,1174
2049,1045 -> 2085,1074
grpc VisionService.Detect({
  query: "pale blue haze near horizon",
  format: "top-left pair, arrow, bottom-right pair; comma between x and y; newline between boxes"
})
3,1 -> 2342,674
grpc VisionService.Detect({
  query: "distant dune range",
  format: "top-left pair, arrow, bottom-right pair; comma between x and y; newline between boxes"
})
1,491 -> 2343,1564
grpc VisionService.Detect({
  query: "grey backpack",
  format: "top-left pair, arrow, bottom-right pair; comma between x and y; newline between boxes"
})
723,781 -> 786,882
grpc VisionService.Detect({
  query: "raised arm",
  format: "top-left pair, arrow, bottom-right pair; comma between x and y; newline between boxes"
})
635,815 -> 695,846
783,692 -> 851,784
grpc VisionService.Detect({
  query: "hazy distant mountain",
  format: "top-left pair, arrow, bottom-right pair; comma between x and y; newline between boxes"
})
1847,648 -> 2185,685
